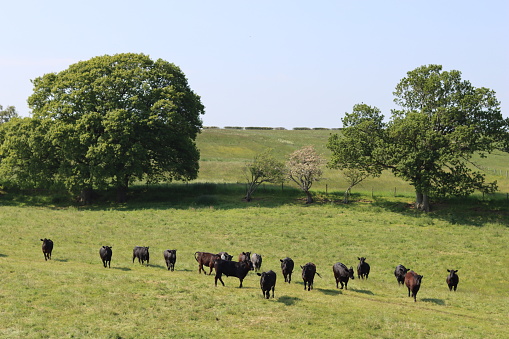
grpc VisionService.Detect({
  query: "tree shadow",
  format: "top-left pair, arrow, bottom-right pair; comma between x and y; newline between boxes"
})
371,197 -> 509,228
277,295 -> 301,306
350,288 -> 374,295
422,298 -> 445,305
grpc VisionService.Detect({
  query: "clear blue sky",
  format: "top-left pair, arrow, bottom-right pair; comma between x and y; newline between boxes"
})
1,1 -> 508,128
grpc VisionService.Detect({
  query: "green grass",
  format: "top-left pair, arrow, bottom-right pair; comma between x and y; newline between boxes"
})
1,187 -> 509,338
194,128 -> 509,195
1,129 -> 509,338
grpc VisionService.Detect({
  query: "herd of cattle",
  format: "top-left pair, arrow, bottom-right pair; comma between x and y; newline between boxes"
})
40,238 -> 460,302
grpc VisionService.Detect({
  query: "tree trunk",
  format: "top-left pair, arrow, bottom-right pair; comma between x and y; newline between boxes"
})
116,175 -> 129,203
344,188 -> 351,204
415,191 -> 430,212
116,186 -> 128,203
305,190 -> 313,204
79,188 -> 94,205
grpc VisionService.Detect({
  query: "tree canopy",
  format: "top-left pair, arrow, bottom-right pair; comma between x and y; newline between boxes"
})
0,105 -> 18,124
328,64 -> 509,211
243,149 -> 285,202
286,146 -> 324,204
1,53 -> 204,202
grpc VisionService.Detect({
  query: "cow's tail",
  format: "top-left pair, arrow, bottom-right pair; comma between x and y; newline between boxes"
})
194,252 -> 199,262
316,272 -> 322,278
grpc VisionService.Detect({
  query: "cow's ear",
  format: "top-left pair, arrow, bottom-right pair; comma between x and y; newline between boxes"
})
280,259 -> 283,262
447,269 -> 450,272
358,257 -> 361,260
257,273 -> 262,276
455,270 -> 458,273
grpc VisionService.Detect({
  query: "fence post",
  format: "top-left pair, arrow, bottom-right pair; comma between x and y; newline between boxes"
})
326,184 -> 328,194
394,187 -> 397,197
371,188 -> 374,199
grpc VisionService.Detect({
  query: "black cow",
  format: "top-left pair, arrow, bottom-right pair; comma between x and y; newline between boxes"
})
99,246 -> 112,268
357,257 -> 370,279
446,269 -> 459,291
301,262 -> 321,291
280,257 -> 294,283
257,270 -> 276,299
394,264 -> 410,285
194,251 -> 220,275
214,259 -> 254,288
332,262 -> 355,290
163,249 -> 177,271
251,253 -> 262,272
218,251 -> 233,261
40,238 -> 53,261
133,246 -> 150,266
405,271 -> 423,302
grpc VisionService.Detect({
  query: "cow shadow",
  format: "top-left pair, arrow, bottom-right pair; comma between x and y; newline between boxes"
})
318,288 -> 342,296
53,258 -> 69,262
350,288 -> 374,295
112,267 -> 132,271
277,295 -> 301,306
422,298 -> 445,305
0,253 -> 8,258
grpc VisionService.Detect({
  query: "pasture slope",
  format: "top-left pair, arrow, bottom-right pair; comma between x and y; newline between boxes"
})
195,128 -> 509,195
0,199 -> 508,338
1,128 -> 509,338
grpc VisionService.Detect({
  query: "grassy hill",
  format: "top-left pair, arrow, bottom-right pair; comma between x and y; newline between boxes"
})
194,128 -> 509,197
1,129 -> 509,338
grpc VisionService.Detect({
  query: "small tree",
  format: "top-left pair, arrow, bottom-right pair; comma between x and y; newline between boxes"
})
286,146 -> 324,204
244,149 -> 285,202
0,105 -> 18,124
340,169 -> 370,204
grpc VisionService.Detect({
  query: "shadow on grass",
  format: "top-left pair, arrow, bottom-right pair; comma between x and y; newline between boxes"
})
371,195 -> 509,228
53,258 -> 69,262
0,253 -> 8,258
112,267 -> 132,271
350,288 -> 374,295
318,288 -> 342,296
422,298 -> 445,305
0,183 -> 304,211
277,295 -> 301,306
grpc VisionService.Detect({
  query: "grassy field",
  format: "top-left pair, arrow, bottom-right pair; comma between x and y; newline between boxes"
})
1,129 -> 509,338
194,128 -> 509,196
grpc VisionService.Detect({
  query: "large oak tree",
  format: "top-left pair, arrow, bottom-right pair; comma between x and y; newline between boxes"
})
3,53 -> 204,202
328,65 -> 508,211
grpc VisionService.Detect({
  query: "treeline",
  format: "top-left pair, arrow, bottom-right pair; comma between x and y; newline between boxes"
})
203,126 -> 340,130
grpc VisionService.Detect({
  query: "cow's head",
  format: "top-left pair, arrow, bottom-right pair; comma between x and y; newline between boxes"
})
348,267 -> 355,279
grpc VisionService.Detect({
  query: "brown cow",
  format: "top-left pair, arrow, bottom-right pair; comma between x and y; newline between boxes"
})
238,252 -> 251,262
194,251 -> 220,275
404,270 -> 423,302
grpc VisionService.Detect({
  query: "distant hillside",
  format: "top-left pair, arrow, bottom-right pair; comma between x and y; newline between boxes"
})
194,129 -> 509,196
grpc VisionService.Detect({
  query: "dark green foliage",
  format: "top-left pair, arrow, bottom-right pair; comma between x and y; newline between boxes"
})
1,53 -> 204,201
328,65 -> 509,211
